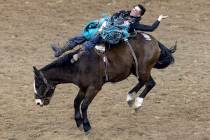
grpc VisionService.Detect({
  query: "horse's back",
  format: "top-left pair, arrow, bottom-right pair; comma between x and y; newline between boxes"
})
129,33 -> 161,64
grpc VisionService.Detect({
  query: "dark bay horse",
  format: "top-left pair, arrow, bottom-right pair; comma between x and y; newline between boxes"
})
33,33 -> 176,132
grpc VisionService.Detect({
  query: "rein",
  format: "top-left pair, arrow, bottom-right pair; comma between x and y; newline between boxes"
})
39,71 -> 55,97
125,40 -> 139,79
94,47 -> 109,81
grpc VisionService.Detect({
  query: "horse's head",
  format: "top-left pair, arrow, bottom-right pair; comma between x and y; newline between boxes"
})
33,66 -> 55,107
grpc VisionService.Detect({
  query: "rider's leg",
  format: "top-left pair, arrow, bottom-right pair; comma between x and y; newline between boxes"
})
71,35 -> 102,63
51,35 -> 87,57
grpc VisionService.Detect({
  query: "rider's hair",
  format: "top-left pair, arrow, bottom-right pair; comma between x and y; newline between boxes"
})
138,4 -> 146,16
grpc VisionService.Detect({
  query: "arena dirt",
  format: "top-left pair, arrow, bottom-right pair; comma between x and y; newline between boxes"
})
1,0 -> 210,139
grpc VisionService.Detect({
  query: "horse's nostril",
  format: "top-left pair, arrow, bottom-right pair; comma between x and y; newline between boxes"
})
35,99 -> 43,106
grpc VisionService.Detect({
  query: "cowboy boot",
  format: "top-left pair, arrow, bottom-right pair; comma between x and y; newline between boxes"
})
51,40 -> 77,57
50,43 -> 65,57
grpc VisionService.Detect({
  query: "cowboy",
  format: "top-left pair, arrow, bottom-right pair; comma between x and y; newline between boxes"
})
51,4 -> 168,58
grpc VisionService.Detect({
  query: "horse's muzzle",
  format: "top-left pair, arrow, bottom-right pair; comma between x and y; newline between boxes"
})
35,99 -> 44,107
35,98 -> 50,106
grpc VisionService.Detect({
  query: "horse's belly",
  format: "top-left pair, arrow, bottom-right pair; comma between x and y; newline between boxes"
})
108,65 -> 131,82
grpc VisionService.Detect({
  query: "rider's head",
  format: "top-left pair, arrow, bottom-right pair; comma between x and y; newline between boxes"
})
130,4 -> 146,17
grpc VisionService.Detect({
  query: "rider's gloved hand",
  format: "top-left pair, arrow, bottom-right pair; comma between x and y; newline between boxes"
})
158,15 -> 168,21
98,21 -> 107,32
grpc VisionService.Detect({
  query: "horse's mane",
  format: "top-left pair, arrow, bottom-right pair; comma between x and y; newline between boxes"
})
40,50 -> 80,71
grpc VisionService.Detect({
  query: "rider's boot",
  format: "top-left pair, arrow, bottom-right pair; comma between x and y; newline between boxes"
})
51,41 -> 75,57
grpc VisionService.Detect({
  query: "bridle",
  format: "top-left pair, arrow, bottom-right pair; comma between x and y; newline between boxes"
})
36,71 -> 55,98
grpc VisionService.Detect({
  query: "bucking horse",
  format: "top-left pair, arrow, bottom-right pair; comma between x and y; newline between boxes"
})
33,32 -> 176,133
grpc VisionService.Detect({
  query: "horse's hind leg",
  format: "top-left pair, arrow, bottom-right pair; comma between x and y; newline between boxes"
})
74,89 -> 85,129
127,79 -> 145,107
134,76 -> 156,112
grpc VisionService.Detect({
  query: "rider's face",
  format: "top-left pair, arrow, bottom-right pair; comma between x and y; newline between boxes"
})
130,6 -> 141,17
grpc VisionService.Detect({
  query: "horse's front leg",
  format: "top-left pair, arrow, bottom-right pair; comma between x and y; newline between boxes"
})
81,85 -> 101,133
127,79 -> 145,107
74,89 -> 85,129
134,76 -> 156,112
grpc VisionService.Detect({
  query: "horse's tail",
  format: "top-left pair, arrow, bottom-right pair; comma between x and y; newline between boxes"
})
154,41 -> 177,69
169,41 -> 177,53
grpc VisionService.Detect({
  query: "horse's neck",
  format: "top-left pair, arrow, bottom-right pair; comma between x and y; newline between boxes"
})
41,62 -> 79,85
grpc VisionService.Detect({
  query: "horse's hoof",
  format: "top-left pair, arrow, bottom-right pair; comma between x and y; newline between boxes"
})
85,129 -> 92,135
78,125 -> 83,131
126,93 -> 135,107
127,100 -> 134,107
83,122 -> 91,133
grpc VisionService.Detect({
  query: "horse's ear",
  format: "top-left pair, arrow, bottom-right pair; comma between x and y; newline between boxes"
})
33,66 -> 40,76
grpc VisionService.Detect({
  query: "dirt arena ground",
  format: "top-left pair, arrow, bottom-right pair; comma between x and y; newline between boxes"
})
1,0 -> 210,139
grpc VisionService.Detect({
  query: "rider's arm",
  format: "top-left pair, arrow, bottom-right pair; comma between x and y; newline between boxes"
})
132,20 -> 160,32
131,15 -> 168,32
